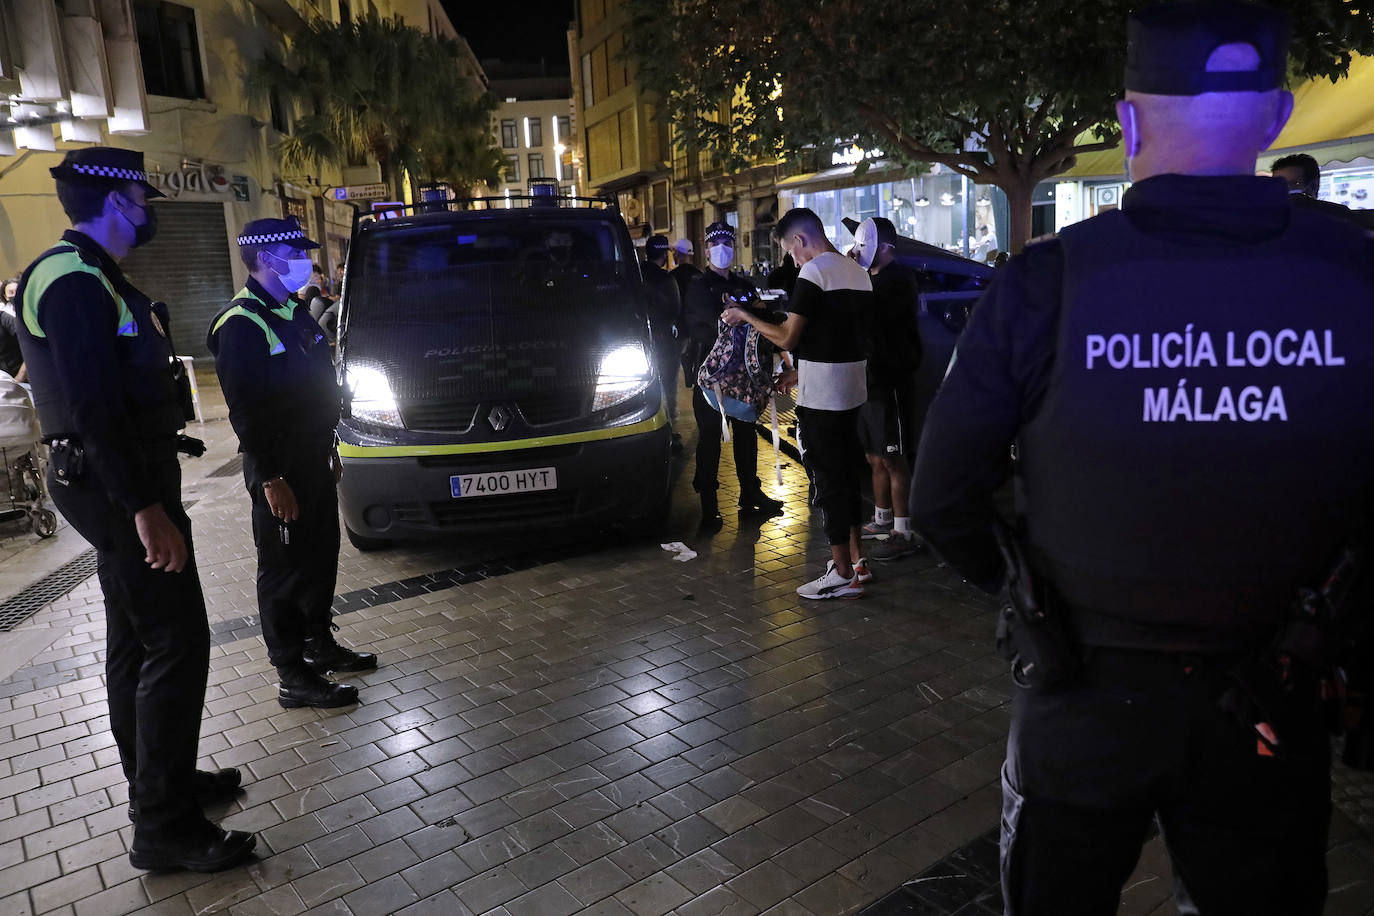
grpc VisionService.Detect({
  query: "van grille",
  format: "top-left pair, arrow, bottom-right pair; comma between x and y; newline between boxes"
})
392,491 -> 579,527
518,391 -> 588,426
400,400 -> 480,432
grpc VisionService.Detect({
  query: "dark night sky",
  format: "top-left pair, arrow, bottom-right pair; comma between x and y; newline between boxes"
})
443,0 -> 577,72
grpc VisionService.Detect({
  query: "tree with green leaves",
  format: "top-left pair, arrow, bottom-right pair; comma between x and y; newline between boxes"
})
250,13 -> 502,200
625,0 -> 1374,252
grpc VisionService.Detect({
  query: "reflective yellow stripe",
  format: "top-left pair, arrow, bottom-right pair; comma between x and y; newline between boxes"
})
337,410 -> 668,459
22,245 -> 136,339
212,289 -> 286,355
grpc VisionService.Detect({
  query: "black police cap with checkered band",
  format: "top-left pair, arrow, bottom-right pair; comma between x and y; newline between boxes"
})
49,146 -> 165,198
235,217 -> 321,250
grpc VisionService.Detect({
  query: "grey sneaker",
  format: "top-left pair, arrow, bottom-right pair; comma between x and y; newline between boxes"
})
870,531 -> 924,561
861,517 -> 893,539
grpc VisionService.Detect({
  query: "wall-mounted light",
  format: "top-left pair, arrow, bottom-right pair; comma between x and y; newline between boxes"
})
939,192 -> 954,206
977,194 -> 990,206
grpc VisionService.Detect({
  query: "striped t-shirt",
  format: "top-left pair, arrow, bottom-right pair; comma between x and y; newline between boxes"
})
789,251 -> 870,410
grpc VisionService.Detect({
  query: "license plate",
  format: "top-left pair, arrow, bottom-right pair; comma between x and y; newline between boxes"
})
450,467 -> 557,498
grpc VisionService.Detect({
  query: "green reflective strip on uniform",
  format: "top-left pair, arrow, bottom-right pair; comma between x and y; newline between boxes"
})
337,410 -> 668,459
235,284 -> 294,321
22,244 -> 137,339
212,289 -> 286,355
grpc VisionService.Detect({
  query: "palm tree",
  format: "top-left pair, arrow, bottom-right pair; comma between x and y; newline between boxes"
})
250,13 -> 503,201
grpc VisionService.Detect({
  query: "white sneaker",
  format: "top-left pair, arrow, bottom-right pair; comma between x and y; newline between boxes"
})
854,558 -> 873,583
861,518 -> 893,539
796,560 -> 863,599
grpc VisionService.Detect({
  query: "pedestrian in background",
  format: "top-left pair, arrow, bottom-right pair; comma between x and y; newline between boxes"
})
208,218 -> 377,711
642,234 -> 684,451
850,217 -> 924,561
912,3 -> 1374,911
16,147 -> 252,873
725,207 -> 872,598
670,238 -> 701,301
0,277 -> 26,381
684,221 -> 784,530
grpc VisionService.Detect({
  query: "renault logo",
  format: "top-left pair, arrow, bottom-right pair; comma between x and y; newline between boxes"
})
488,405 -> 511,432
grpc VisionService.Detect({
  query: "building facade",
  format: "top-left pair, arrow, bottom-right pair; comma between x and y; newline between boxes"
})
570,0 -> 672,251
0,0 -> 476,357
488,69 -> 579,200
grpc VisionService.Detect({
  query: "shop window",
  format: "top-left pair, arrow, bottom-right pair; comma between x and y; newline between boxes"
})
503,154 -> 520,184
651,180 -> 670,233
527,117 -> 543,148
528,153 -> 545,179
500,119 -> 518,149
557,116 -> 571,144
133,1 -> 205,100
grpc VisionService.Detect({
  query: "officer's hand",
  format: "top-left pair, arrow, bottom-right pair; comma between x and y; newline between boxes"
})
774,368 -> 798,393
330,449 -> 343,484
721,307 -> 748,327
134,503 -> 188,573
264,478 -> 299,522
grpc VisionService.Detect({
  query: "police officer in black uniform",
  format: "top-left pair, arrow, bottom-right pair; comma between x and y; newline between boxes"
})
208,218 -> 377,710
642,234 -> 683,450
683,221 -> 784,530
16,148 -> 253,873
911,4 -> 1374,912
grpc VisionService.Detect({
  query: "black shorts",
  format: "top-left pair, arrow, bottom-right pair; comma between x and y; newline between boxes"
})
858,376 -> 916,458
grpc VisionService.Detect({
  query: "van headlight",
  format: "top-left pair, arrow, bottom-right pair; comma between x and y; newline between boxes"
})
346,365 -> 402,427
593,343 -> 653,411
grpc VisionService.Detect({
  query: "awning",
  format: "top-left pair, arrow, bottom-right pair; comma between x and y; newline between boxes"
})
1057,52 -> 1374,180
776,162 -> 923,195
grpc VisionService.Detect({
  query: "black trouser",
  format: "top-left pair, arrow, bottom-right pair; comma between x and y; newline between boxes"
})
244,453 -> 340,668
691,386 -> 759,498
1002,647 -> 1330,915
653,335 -> 680,423
49,455 -> 210,838
795,404 -> 863,545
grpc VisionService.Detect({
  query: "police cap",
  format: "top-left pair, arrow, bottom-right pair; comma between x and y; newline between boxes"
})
646,234 -> 670,256
236,217 -> 321,251
1125,2 -> 1290,96
705,221 -> 734,245
49,146 -> 164,198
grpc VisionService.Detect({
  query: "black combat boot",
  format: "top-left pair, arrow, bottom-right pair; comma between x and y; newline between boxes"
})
699,491 -> 723,532
128,767 -> 243,822
129,817 -> 256,873
276,664 -> 359,709
302,634 -> 378,675
739,484 -> 784,518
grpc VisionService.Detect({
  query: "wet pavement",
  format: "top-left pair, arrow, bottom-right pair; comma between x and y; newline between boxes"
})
0,374 -> 1371,916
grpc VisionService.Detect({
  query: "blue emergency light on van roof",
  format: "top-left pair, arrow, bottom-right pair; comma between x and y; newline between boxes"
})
529,178 -> 560,206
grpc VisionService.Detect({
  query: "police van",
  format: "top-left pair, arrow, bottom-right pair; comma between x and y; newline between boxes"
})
334,181 -> 671,549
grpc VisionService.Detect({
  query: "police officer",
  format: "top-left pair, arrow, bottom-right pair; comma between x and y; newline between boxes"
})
208,218 -> 377,710
642,234 -> 684,450
16,148 -> 253,873
911,4 -> 1374,911
683,221 -> 784,530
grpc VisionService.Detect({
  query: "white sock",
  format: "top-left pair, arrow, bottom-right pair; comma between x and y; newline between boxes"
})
874,507 -> 893,524
894,517 -> 911,535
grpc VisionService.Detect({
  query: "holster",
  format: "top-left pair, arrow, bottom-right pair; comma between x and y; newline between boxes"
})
46,437 -> 86,486
992,518 -> 1080,691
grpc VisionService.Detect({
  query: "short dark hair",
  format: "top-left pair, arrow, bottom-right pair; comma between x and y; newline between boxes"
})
55,178 -> 136,224
1271,153 -> 1320,194
773,207 -> 825,244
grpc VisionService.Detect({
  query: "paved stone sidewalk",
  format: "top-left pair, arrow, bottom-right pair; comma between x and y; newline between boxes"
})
0,375 -> 1371,916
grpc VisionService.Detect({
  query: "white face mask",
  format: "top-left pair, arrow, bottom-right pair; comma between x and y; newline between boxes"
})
708,243 -> 734,270
853,219 -> 879,269
268,253 -> 314,292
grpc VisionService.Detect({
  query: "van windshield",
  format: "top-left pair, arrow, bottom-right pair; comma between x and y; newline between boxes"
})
343,218 -> 648,430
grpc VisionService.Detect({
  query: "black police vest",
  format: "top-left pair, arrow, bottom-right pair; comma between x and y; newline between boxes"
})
18,242 -> 183,444
1019,209 -> 1374,646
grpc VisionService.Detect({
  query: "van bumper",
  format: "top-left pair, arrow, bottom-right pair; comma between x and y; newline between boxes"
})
336,413 -> 671,539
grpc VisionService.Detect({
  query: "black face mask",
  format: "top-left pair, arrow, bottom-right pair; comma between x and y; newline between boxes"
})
117,196 -> 158,248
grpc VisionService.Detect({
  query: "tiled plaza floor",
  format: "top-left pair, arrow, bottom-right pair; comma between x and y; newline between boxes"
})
0,375 -> 1371,916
